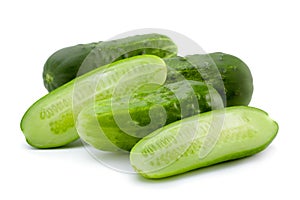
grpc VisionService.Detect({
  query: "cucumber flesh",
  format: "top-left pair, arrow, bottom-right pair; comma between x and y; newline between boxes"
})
21,55 -> 167,148
130,106 -> 278,179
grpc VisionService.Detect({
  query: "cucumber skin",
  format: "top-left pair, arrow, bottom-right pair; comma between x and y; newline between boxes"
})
43,33 -> 177,91
130,106 -> 278,179
21,55 -> 167,148
164,52 -> 253,106
76,81 -> 222,152
43,42 -> 101,92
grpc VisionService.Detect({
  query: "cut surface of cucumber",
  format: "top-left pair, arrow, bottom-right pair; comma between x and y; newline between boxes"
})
21,55 -> 167,148
130,106 -> 278,179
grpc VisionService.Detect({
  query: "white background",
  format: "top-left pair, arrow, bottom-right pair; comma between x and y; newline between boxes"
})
1,0 -> 299,199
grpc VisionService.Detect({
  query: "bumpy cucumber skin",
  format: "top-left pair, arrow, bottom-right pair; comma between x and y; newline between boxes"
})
43,33 -> 177,91
21,55 -> 167,148
76,81 -> 222,152
130,106 -> 278,179
164,52 -> 253,106
43,42 -> 101,91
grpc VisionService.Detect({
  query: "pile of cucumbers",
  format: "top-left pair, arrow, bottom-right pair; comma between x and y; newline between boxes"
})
20,33 -> 278,179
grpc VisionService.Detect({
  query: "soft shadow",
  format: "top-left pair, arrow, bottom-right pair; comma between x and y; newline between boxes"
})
63,139 -> 83,149
83,147 -> 135,173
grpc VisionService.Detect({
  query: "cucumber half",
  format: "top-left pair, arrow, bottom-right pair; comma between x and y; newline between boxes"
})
76,80 -> 223,152
21,55 -> 167,148
130,106 -> 278,179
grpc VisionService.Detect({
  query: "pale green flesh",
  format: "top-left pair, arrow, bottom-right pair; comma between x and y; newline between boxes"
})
130,106 -> 278,179
21,55 -> 167,148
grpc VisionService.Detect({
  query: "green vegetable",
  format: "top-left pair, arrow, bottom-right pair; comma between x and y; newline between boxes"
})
130,106 -> 278,179
21,55 -> 167,148
43,42 -> 101,91
76,80 -> 223,151
43,34 -> 177,91
164,52 -> 253,106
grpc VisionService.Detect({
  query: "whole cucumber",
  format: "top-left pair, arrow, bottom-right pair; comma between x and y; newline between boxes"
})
130,106 -> 278,179
21,55 -> 167,148
76,80 -> 223,151
43,33 -> 177,91
164,52 -> 253,106
43,42 -> 101,91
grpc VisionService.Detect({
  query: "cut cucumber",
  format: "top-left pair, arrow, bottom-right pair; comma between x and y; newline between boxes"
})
76,80 -> 223,152
21,55 -> 167,148
130,106 -> 278,179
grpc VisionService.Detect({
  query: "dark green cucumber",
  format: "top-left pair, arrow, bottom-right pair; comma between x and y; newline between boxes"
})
130,106 -> 278,179
164,52 -> 253,106
21,55 -> 167,148
76,80 -> 223,152
43,42 -> 101,91
43,33 -> 177,91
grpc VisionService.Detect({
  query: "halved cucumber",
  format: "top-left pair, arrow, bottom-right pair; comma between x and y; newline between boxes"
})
130,106 -> 278,179
76,80 -> 223,152
21,55 -> 167,148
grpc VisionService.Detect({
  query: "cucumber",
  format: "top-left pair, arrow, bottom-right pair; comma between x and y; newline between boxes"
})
164,52 -> 253,106
43,33 -> 177,91
43,42 -> 101,91
21,55 -> 167,148
130,106 -> 278,179
76,80 -> 223,152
